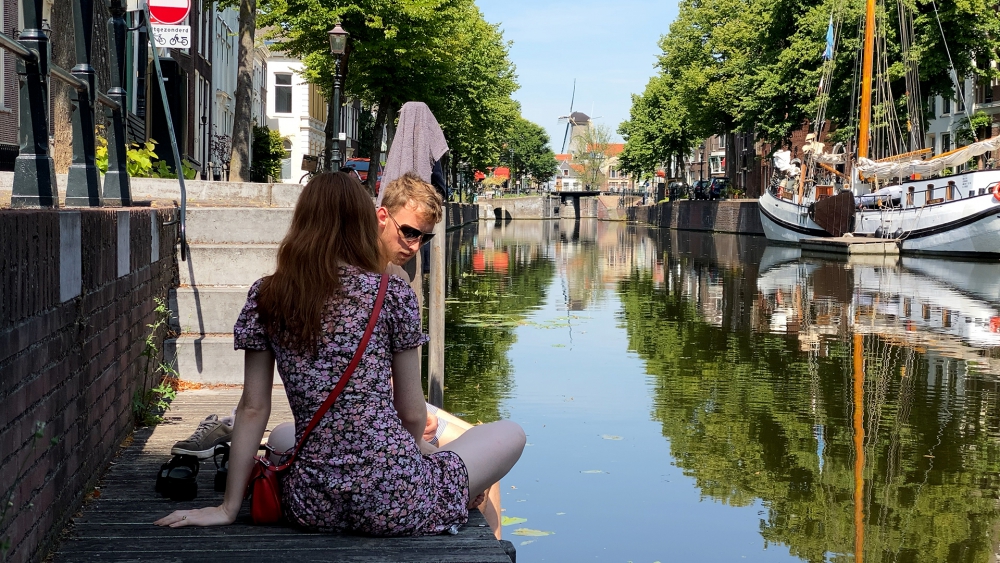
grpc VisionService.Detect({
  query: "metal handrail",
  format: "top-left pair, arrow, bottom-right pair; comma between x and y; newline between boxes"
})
3,0 -> 132,209
0,31 -> 35,61
50,64 -> 121,112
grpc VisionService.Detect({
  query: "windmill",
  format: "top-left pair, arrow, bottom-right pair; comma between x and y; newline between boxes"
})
557,80 -> 581,154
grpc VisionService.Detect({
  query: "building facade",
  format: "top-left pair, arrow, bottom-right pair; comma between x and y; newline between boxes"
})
925,71 -> 1000,160
0,0 -> 16,169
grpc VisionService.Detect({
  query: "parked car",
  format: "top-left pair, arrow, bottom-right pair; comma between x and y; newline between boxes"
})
343,158 -> 370,182
708,178 -> 731,200
692,180 -> 711,200
694,178 -> 731,200
668,181 -> 691,201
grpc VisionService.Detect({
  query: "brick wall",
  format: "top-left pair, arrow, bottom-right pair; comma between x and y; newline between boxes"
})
0,208 -> 178,563
628,200 -> 765,235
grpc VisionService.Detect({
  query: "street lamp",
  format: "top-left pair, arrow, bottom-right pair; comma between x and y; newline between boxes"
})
328,23 -> 350,170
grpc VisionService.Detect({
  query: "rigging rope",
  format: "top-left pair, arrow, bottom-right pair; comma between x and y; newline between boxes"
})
930,0 -> 977,142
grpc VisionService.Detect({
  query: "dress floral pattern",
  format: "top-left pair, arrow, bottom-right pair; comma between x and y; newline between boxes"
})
234,266 -> 470,536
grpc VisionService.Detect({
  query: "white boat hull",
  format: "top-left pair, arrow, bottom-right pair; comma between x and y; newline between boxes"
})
758,191 -> 827,244
757,169 -> 1000,256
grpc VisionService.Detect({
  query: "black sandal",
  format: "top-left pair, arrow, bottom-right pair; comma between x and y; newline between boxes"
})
156,454 -> 199,501
213,443 -> 230,492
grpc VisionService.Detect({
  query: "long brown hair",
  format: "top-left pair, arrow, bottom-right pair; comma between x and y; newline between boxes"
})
256,172 -> 382,350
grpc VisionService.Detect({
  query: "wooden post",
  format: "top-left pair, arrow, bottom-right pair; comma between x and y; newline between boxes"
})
427,207 -> 447,408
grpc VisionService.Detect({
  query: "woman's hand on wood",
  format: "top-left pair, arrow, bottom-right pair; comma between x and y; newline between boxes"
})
154,504 -> 237,527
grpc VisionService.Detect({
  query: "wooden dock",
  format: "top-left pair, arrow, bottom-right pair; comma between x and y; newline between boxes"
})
50,388 -> 512,563
801,236 -> 900,256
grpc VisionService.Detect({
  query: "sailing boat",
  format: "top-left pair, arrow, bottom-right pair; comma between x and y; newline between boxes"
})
757,0 -> 1000,256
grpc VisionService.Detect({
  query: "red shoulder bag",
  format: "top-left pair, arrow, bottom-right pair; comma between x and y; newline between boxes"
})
246,273 -> 389,524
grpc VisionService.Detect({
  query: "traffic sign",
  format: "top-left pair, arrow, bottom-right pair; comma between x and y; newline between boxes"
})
148,0 -> 190,25
151,25 -> 191,48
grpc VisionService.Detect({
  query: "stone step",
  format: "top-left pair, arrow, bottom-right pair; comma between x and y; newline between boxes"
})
185,207 -> 294,244
169,286 -> 250,335
179,244 -> 277,286
165,335 -> 271,384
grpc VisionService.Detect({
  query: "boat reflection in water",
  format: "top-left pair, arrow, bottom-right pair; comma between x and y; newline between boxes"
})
756,246 -> 1000,562
757,246 -> 1000,367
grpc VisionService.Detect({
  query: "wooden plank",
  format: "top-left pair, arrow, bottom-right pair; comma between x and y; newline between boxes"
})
50,389 -> 512,563
427,209 -> 446,407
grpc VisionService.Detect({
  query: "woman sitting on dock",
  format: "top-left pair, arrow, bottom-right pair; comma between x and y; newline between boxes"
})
155,172 -> 525,535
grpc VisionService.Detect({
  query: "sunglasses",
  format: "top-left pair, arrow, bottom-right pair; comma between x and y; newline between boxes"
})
386,211 -> 435,246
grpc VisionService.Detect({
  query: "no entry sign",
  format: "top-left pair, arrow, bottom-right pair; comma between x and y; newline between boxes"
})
148,0 -> 190,25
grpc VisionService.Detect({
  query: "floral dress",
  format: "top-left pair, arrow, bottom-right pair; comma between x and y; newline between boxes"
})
233,266 -> 470,536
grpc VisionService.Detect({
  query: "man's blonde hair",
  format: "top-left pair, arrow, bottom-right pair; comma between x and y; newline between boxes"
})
380,173 -> 443,224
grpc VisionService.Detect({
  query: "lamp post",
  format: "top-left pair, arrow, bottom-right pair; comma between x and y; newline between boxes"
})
328,23 -> 349,171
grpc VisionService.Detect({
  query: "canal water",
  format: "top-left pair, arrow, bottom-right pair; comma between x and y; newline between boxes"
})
433,218 -> 1000,562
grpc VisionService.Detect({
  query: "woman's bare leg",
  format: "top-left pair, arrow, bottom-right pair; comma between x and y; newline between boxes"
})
438,419 -> 525,538
428,406 -> 506,538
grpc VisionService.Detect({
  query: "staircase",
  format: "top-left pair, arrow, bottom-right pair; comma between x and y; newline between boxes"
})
167,207 -> 293,384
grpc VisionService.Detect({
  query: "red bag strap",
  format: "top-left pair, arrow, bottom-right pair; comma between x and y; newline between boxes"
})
274,273 -> 389,470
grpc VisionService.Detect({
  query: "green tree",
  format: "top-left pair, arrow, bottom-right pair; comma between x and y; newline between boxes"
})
432,6 -> 520,177
250,126 -> 286,181
572,123 -> 613,190
618,75 -> 699,179
627,0 -> 1000,162
500,117 -> 558,190
261,0 -> 518,191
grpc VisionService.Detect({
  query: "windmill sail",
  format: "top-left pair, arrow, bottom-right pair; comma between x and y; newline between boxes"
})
560,80 -> 576,153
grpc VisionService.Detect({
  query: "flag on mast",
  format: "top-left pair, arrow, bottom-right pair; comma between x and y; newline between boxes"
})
823,15 -> 835,60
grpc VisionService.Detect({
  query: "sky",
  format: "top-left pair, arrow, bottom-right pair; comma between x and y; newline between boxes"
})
474,0 -> 681,152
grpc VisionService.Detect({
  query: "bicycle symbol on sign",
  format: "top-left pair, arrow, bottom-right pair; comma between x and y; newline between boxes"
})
154,31 -> 190,48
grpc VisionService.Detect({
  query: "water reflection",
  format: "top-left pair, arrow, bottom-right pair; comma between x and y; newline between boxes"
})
442,219 -> 1000,562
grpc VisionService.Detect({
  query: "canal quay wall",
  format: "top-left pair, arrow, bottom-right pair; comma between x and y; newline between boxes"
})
628,199 -> 765,235
474,195 -> 764,236
478,195 -> 599,220
0,208 -> 178,563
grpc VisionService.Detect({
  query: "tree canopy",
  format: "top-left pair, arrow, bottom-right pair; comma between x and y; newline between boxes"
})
260,0 -> 519,177
572,124 -> 613,190
619,0 -> 1000,166
500,117 -> 559,188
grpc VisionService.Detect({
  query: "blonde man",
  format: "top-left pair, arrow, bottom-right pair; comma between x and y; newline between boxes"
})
375,173 -> 506,538
377,173 -> 443,268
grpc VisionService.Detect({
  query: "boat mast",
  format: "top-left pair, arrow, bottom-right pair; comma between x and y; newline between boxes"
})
858,0 -> 877,161
853,332 -> 866,563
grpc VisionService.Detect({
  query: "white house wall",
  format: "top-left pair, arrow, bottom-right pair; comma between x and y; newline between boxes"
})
266,58 -> 326,184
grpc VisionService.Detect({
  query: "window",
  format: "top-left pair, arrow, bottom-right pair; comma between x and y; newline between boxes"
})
942,96 -> 951,115
275,73 -> 293,113
941,133 -> 951,153
927,97 -> 935,119
956,93 -> 965,112
609,168 -> 617,179
280,139 -> 292,179
709,155 -> 724,174
718,135 -> 726,149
